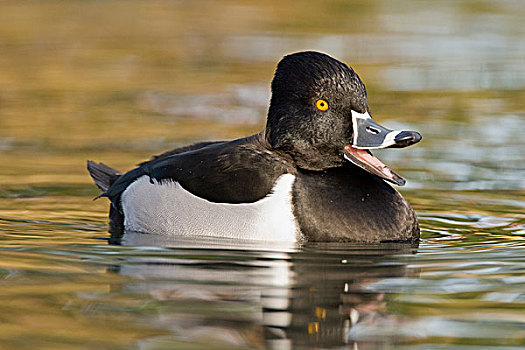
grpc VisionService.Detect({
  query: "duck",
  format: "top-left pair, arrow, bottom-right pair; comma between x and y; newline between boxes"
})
87,51 -> 422,243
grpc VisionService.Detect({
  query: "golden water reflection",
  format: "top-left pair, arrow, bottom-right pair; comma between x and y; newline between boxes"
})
1,0 -> 524,349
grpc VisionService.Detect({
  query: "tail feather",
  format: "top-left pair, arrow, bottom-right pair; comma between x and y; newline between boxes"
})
87,160 -> 121,192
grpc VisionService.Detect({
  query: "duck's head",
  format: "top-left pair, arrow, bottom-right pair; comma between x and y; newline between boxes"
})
266,51 -> 421,186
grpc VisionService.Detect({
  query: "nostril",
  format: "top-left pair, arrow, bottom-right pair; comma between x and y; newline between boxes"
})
366,126 -> 380,135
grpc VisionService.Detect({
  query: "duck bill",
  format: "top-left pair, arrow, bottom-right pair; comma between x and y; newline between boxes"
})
343,111 -> 422,186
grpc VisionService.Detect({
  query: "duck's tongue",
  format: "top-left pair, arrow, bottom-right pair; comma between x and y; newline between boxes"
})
344,145 -> 406,186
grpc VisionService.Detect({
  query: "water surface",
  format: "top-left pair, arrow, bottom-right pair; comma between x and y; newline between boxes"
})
1,1 -> 524,349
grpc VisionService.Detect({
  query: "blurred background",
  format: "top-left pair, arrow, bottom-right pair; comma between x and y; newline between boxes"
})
0,1 -> 524,349
1,0 -> 524,192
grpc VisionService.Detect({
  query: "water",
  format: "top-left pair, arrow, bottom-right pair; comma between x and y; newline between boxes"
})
1,1 -> 524,349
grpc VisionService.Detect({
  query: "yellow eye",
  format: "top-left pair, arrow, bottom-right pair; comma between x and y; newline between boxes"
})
316,99 -> 329,111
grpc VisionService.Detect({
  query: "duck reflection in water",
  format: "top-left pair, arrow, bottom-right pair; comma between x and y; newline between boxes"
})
108,232 -> 419,349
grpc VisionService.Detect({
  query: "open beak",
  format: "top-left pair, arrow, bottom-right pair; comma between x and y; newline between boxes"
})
343,110 -> 422,186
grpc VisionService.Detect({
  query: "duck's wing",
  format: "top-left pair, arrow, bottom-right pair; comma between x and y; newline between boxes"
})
138,141 -> 223,166
104,134 -> 296,206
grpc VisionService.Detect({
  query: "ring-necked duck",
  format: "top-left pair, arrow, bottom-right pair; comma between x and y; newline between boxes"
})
88,51 -> 422,243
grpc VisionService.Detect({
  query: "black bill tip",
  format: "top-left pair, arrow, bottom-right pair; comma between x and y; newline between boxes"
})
391,131 -> 422,148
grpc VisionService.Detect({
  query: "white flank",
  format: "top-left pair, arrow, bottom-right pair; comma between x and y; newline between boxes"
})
120,174 -> 299,242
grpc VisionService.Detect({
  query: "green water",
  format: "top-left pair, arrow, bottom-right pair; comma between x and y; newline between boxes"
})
1,1 -> 524,349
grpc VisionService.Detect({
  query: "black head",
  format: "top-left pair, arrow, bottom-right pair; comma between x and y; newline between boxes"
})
266,51 -> 369,170
265,51 -> 421,185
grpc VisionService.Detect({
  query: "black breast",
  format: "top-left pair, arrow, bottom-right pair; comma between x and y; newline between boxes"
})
292,165 -> 419,243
